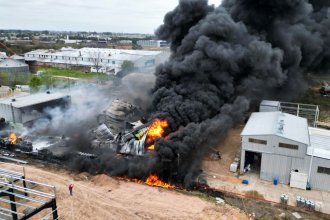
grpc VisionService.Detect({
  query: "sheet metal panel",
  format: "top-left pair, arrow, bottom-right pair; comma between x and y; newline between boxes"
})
290,171 -> 308,189
261,153 -> 292,184
308,156 -> 330,191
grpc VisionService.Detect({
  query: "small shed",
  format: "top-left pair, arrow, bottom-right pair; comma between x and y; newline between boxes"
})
259,100 -> 281,112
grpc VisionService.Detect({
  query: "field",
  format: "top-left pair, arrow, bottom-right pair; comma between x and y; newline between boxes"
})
0,163 -> 247,220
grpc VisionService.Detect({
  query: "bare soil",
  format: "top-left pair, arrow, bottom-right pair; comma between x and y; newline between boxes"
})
0,163 -> 248,220
203,126 -> 243,178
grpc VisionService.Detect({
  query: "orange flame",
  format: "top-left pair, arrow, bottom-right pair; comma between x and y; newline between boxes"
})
9,133 -> 17,144
145,174 -> 175,188
115,174 -> 175,189
146,119 -> 168,150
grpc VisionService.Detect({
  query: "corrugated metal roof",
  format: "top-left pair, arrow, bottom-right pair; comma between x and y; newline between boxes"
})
241,111 -> 310,145
260,100 -> 280,107
0,92 -> 69,108
307,127 -> 330,160
0,59 -> 28,68
10,54 -> 25,60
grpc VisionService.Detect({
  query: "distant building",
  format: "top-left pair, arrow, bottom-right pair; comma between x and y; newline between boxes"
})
61,35 -> 82,44
0,52 -> 8,61
241,111 -> 330,192
25,47 -> 169,75
10,54 -> 25,63
0,92 -> 71,124
137,40 -> 169,49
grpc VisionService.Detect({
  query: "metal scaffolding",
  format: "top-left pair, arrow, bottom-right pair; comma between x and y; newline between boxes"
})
0,167 -> 58,220
280,102 -> 319,127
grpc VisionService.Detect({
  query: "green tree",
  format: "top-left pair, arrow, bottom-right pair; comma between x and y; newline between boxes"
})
28,75 -> 42,92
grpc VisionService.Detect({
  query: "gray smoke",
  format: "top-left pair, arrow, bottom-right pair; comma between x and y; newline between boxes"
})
71,0 -> 330,187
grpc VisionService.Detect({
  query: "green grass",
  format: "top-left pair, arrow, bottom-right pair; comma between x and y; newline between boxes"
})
36,67 -> 109,88
39,68 -> 107,79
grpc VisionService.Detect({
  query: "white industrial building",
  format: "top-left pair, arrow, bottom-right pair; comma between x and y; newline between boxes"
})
137,40 -> 169,48
0,92 -> 70,124
24,47 -> 169,75
240,111 -> 330,192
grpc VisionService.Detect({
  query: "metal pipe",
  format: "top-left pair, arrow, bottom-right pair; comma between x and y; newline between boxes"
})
0,181 -> 54,198
0,168 -> 22,176
10,103 -> 15,123
0,206 -> 23,216
1,190 -> 46,204
0,197 -> 36,209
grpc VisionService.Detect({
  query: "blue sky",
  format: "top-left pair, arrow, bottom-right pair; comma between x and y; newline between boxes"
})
0,0 -> 222,34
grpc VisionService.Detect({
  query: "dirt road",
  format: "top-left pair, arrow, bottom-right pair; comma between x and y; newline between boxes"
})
0,163 -> 247,220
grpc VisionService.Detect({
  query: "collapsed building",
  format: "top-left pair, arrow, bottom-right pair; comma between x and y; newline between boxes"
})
97,99 -> 140,134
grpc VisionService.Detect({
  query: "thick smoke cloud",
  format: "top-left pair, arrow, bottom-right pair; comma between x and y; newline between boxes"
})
71,0 -> 330,187
149,0 -> 330,186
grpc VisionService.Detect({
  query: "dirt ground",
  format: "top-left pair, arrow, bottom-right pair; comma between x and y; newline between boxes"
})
203,126 -> 243,180
0,163 -> 248,220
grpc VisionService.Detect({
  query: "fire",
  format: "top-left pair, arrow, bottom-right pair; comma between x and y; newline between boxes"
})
115,174 -> 175,189
148,145 -> 155,150
9,133 -> 17,144
145,174 -> 175,188
146,119 -> 168,150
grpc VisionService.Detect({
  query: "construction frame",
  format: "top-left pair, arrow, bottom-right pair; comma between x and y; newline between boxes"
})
0,166 -> 59,220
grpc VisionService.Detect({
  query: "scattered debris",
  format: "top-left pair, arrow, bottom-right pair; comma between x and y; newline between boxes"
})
292,212 -> 302,219
216,197 -> 225,205
279,213 -> 286,218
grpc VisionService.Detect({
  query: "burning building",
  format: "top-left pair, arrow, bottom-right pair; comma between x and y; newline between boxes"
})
0,92 -> 71,125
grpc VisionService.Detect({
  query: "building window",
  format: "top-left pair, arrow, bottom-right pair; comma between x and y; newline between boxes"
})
279,143 -> 299,150
248,138 -> 267,145
317,166 -> 330,175
112,61 -> 115,64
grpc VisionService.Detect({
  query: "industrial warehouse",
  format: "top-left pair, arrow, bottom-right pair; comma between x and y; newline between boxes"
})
0,92 -> 70,124
24,47 -> 169,74
240,110 -> 330,192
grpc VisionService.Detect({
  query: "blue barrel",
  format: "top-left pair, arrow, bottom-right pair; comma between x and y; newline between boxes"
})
273,178 -> 278,185
242,179 -> 249,185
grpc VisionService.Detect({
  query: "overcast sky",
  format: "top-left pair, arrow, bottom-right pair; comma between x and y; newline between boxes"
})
0,0 -> 222,34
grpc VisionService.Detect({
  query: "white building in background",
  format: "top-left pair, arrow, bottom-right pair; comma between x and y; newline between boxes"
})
137,40 -> 169,48
240,111 -> 330,192
24,47 -> 169,75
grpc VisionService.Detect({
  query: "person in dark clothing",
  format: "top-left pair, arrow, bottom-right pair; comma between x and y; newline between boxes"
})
69,184 -> 74,196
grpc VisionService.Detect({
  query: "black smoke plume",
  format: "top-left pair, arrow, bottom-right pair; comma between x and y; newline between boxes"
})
72,0 -> 330,187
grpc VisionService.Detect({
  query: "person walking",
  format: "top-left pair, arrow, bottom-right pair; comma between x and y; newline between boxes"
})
69,184 -> 74,196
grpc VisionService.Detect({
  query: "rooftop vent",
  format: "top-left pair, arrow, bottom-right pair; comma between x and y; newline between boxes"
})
277,119 -> 284,134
